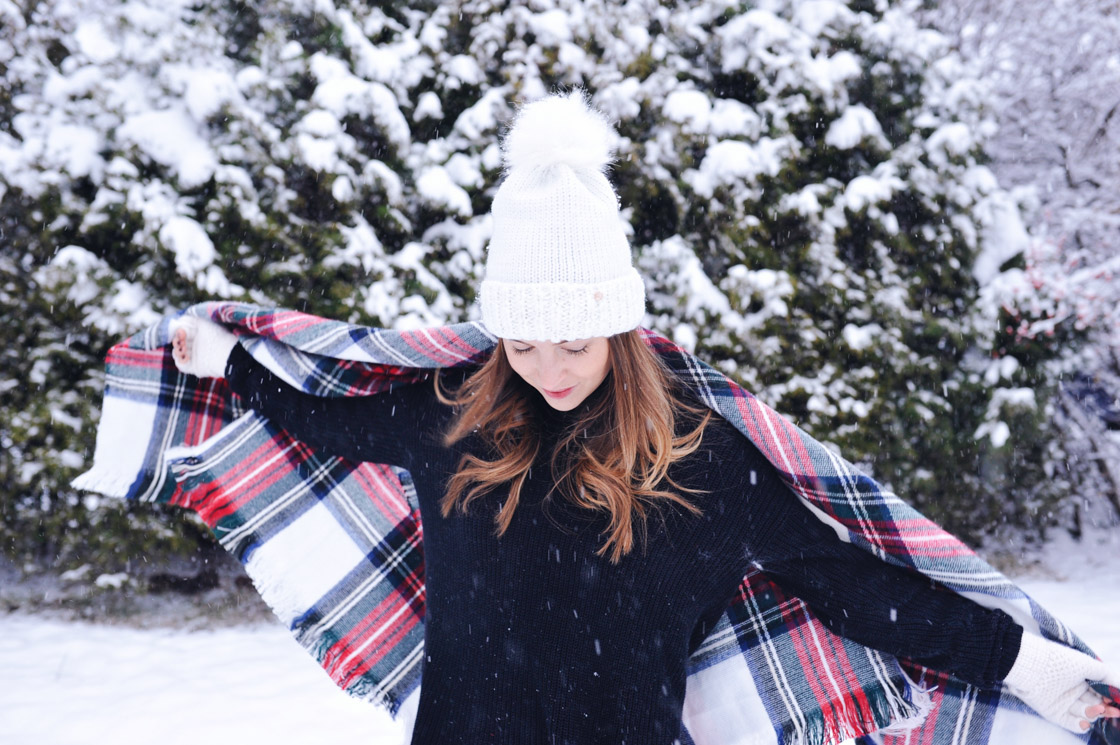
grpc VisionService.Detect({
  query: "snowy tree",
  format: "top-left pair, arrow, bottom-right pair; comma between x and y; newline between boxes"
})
923,0 -> 1120,524
0,0 -> 1071,572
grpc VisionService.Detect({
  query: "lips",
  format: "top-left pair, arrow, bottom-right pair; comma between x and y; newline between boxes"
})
543,385 -> 576,399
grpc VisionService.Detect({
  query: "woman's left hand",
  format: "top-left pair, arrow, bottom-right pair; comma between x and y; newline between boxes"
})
1004,632 -> 1120,732
1085,696 -> 1120,727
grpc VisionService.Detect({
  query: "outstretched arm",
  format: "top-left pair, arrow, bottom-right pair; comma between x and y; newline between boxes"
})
747,474 -> 1119,732
744,481 -> 1020,687
171,317 -> 455,469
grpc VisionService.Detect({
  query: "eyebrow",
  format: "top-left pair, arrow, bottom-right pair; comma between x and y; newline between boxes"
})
509,339 -> 576,345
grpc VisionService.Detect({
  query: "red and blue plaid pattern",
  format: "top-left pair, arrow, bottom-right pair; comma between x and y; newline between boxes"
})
75,302 -> 1111,745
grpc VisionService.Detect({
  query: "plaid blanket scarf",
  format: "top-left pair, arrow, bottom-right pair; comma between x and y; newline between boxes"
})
74,302 -> 1111,745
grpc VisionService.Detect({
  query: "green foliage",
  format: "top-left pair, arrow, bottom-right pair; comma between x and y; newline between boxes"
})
0,0 -> 1078,578
0,238 -> 210,568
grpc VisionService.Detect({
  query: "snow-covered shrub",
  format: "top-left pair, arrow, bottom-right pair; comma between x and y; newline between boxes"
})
0,0 -> 1069,570
924,0 -> 1120,526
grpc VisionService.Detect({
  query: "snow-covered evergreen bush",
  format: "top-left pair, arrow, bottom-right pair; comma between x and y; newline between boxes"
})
0,0 -> 1070,571
924,0 -> 1120,527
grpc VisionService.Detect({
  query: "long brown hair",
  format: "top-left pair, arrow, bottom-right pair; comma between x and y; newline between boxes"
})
435,330 -> 711,562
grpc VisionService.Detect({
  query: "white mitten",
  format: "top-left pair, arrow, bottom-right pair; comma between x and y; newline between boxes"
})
1004,632 -> 1120,732
170,316 -> 238,379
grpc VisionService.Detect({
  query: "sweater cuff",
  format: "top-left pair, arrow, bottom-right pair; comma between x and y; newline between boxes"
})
993,617 -> 1024,683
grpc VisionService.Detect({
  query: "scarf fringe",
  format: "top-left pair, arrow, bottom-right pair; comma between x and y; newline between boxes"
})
785,675 -> 932,745
71,467 -> 135,499
876,676 -> 934,736
301,625 -> 409,716
239,535 -> 413,717
240,538 -> 310,625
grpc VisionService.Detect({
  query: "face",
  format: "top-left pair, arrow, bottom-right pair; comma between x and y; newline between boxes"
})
503,337 -> 612,411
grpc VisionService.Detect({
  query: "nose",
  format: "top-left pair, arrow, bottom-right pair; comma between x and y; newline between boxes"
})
536,350 -> 567,389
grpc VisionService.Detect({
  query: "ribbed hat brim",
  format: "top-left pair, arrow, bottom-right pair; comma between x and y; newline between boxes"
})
480,270 -> 646,342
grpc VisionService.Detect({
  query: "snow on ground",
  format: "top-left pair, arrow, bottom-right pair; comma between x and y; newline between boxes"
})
0,618 -> 404,745
1,532 -> 1118,745
1012,525 -> 1120,667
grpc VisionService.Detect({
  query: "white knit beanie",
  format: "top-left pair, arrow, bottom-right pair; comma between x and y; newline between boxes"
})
480,91 -> 646,342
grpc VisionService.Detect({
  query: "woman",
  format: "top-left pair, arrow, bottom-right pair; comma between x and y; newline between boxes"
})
169,92 -> 1116,744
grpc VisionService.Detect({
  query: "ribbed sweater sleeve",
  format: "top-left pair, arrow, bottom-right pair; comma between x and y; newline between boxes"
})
745,480 -> 1023,688
224,344 -> 453,469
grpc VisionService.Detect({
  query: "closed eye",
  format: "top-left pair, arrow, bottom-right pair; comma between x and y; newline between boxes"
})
510,346 -> 533,355
563,346 -> 589,356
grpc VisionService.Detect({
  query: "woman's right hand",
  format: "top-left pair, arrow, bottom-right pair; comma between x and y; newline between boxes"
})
170,316 -> 239,379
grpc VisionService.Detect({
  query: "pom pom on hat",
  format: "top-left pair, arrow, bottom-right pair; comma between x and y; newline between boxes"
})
481,90 -> 645,343
503,90 -> 615,174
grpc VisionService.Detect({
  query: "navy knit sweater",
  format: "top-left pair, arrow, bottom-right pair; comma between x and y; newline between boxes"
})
226,345 -> 1021,745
